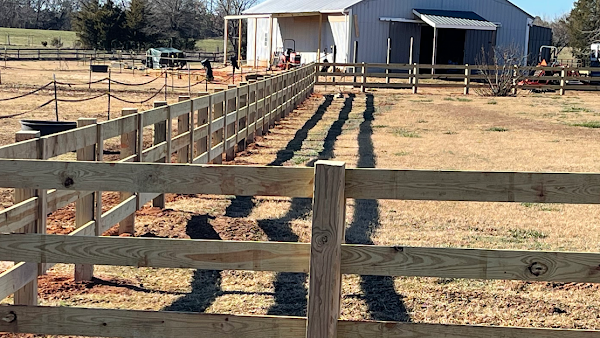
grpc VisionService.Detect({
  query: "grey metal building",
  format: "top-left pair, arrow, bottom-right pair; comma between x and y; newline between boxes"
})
231,0 -> 549,68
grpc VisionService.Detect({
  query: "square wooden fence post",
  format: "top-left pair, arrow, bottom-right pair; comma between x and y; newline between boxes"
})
196,92 -> 209,163
75,118 -> 97,281
152,101 -> 168,208
212,89 -> 224,164
119,108 -> 138,235
226,85 -> 237,161
238,83 -> 248,152
306,160 -> 346,338
13,130 -> 42,305
177,95 -> 191,164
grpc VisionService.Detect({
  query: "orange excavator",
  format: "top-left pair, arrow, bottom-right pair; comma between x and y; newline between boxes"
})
520,46 -> 580,89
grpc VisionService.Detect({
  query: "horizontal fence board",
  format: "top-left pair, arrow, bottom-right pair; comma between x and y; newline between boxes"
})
0,305 -> 307,338
0,160 -> 315,198
0,262 -> 38,302
212,116 -> 225,131
169,101 -> 192,119
193,125 -> 208,142
101,114 -> 137,140
341,245 -> 600,283
141,142 -> 167,163
142,106 -> 168,127
0,138 -> 39,160
0,234 -> 310,272
0,198 -> 37,233
138,193 -> 160,207
0,305 -> 596,338
192,96 -> 210,110
48,190 -> 93,213
345,168 -> 600,204
99,195 -> 137,234
337,321 -> 600,338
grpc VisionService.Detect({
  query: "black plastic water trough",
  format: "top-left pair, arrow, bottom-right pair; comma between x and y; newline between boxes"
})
20,120 -> 77,136
90,64 -> 109,73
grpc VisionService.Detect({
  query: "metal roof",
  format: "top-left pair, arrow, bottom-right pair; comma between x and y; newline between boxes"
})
413,9 -> 497,31
243,0 -> 362,14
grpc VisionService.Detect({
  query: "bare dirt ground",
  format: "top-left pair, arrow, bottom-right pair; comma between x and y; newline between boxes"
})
3,75 -> 600,336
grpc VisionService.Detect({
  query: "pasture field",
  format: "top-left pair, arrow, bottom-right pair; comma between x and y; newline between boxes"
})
0,27 -> 77,48
3,73 -> 600,336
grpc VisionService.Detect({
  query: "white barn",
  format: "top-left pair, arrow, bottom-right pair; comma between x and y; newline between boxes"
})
228,0 -> 550,68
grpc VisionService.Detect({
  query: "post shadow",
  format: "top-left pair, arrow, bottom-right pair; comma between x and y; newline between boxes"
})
162,214 -> 223,313
225,95 -> 334,218
344,93 -> 411,322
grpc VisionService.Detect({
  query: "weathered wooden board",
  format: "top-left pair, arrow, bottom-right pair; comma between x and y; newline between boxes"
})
337,321 -> 600,338
0,305 -> 307,338
99,195 -> 137,234
101,114 -> 137,140
0,262 -> 38,302
345,169 -> 600,204
0,138 -> 39,159
142,106 -> 168,127
0,234 -> 310,272
341,245 -> 600,283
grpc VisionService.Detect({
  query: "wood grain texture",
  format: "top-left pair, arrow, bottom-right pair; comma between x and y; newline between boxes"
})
100,195 -> 137,235
341,245 -> 600,283
100,114 -> 137,140
0,234 -> 310,272
119,108 -> 137,235
345,169 -> 600,204
0,138 -> 39,159
75,118 -> 96,281
337,321 -> 600,338
0,262 -> 37,302
306,161 -> 346,338
176,96 -> 191,164
169,100 -> 192,119
142,105 -> 168,127
43,124 -> 96,158
0,305 -> 306,338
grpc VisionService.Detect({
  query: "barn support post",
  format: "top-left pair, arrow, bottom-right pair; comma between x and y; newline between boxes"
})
306,160 -> 346,338
352,41 -> 358,84
268,16 -> 274,69
317,14 -> 323,63
386,37 -> 391,84
13,130 -> 42,306
224,18 -> 229,66
119,108 -> 138,235
253,18 -> 258,69
152,101 -> 168,208
75,118 -> 97,281
408,37 -> 414,84
238,19 -> 243,67
432,27 -> 438,75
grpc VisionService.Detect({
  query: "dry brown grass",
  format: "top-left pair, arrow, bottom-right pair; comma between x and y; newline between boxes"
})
4,76 -> 600,336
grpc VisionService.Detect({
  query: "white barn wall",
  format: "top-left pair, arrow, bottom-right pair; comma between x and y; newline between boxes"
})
349,0 -> 530,63
247,15 -> 349,66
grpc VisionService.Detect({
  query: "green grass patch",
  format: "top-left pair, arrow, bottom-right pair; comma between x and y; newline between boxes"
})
570,121 -> 600,128
393,128 -> 421,138
486,127 -> 508,132
372,125 -> 388,129
561,106 -> 593,113
444,97 -> 456,101
487,100 -> 497,105
0,27 -> 77,47
291,156 -> 309,165
508,228 -> 548,240
394,151 -> 411,156
410,99 -> 433,103
443,131 -> 458,135
417,119 -> 428,123
457,98 -> 472,102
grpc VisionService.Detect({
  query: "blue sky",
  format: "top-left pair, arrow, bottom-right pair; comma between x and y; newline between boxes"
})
511,0 -> 574,17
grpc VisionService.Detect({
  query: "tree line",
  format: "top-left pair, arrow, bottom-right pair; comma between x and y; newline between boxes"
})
0,0 -> 255,51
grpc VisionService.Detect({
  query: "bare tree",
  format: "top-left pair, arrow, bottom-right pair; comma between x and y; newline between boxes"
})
214,0 -> 256,56
475,45 -> 529,97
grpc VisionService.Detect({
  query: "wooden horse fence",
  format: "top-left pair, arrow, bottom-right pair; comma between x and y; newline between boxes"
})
0,63 -> 600,337
316,62 -> 600,95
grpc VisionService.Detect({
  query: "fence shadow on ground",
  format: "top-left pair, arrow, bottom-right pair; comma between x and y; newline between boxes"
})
344,93 -> 411,322
162,214 -> 223,313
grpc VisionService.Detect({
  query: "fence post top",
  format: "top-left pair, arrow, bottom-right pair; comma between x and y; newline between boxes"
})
77,117 -> 97,122
153,101 -> 168,107
315,160 -> 345,167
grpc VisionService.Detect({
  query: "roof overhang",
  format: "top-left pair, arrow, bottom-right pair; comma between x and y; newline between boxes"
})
413,9 -> 497,31
237,10 -> 348,18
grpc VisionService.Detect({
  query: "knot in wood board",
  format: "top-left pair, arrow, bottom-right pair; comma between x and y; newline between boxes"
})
528,262 -> 549,277
1,311 -> 16,323
63,177 -> 74,188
